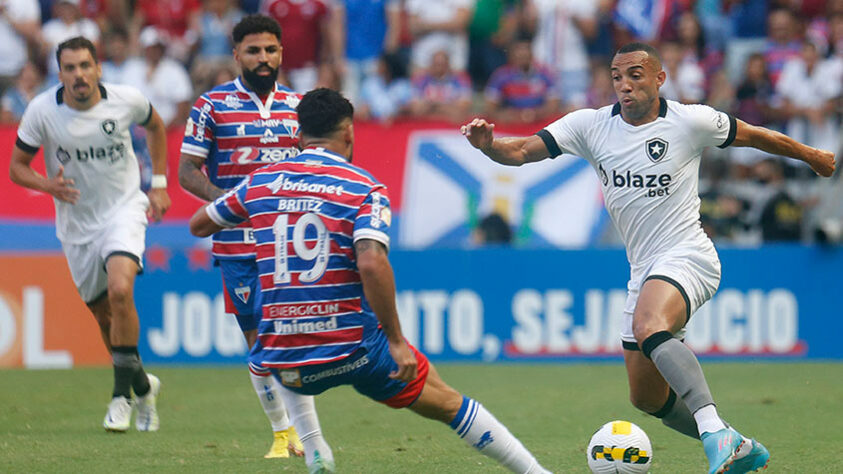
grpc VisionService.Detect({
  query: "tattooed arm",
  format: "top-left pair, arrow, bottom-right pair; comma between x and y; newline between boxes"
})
178,152 -> 225,201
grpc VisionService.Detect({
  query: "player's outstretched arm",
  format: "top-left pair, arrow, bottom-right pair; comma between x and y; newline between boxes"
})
460,117 -> 551,166
143,107 -> 171,221
732,118 -> 836,177
354,239 -> 417,382
9,145 -> 80,204
189,205 -> 225,237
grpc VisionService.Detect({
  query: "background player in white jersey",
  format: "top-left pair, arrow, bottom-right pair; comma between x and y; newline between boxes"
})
8,36 -> 171,432
462,43 -> 836,474
189,87 -> 551,474
178,14 -> 315,459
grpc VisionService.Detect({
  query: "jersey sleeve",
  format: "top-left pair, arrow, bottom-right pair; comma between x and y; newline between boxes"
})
123,85 -> 154,126
353,185 -> 391,249
537,108 -> 597,159
685,104 -> 736,150
206,177 -> 250,227
180,95 -> 217,159
16,98 -> 45,153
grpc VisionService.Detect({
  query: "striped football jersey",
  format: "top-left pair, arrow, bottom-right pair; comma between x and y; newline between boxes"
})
181,77 -> 301,259
206,147 -> 392,368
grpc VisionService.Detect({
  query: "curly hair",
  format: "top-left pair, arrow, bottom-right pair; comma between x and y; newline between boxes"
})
297,88 -> 355,138
232,14 -> 282,44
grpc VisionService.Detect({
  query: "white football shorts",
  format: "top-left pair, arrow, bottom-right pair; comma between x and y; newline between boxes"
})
61,197 -> 148,303
620,245 -> 722,346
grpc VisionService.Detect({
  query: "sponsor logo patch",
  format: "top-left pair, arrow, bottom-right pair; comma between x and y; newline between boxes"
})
279,369 -> 302,387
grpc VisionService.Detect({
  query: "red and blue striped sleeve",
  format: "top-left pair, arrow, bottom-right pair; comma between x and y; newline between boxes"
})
180,95 -> 217,159
353,185 -> 391,249
206,177 -> 250,227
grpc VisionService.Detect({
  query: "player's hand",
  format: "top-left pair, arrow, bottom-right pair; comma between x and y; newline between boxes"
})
46,166 -> 80,204
461,118 -> 495,151
147,188 -> 171,222
388,338 -> 418,383
809,148 -> 836,177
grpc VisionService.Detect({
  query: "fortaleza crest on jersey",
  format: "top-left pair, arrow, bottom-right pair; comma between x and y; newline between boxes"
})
234,285 -> 251,304
645,138 -> 668,162
100,119 -> 117,136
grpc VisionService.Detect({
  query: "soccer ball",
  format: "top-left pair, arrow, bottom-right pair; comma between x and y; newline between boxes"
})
586,420 -> 652,473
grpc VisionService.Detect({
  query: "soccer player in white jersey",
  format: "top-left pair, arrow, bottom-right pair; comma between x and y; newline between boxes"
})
8,36 -> 171,433
462,43 -> 836,474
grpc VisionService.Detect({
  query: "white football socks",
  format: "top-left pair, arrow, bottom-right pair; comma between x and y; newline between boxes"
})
250,370 -> 290,432
449,396 -> 549,474
693,404 -> 727,436
275,385 -> 333,467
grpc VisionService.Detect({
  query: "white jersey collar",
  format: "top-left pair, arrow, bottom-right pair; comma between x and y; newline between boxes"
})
234,76 -> 277,119
56,83 -> 108,105
302,146 -> 349,163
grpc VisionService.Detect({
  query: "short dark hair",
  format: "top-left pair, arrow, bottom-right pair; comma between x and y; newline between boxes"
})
615,42 -> 662,67
232,14 -> 282,44
56,36 -> 98,68
297,88 -> 354,138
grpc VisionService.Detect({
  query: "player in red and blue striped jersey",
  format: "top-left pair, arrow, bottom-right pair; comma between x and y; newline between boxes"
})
178,14 -> 315,460
190,88 -> 551,474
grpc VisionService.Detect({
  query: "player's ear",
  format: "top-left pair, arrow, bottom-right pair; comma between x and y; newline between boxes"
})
656,69 -> 666,88
343,121 -> 354,146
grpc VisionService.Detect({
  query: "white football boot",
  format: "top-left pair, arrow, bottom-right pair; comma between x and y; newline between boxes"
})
103,396 -> 132,432
135,374 -> 161,432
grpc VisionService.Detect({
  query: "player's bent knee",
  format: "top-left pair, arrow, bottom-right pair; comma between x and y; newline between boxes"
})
631,312 -> 668,344
107,278 -> 135,304
107,286 -> 133,306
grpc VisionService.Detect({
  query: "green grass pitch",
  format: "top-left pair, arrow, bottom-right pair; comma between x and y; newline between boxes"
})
2,363 -> 842,473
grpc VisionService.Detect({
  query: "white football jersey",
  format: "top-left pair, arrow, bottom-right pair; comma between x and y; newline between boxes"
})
17,82 -> 152,244
539,98 -> 735,267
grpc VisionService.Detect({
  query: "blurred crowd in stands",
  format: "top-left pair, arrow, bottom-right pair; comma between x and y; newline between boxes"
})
0,0 -> 841,245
